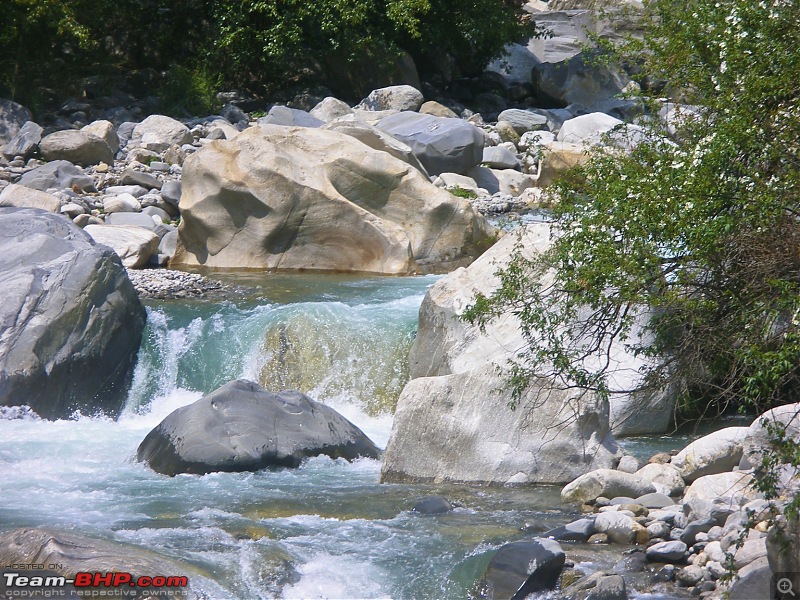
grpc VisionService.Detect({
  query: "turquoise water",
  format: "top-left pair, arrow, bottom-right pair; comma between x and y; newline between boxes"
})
0,273 -> 584,599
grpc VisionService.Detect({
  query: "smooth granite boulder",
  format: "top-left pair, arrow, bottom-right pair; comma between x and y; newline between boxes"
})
258,106 -> 324,128
0,183 -> 60,212
380,361 -> 619,485
40,130 -> 115,166
404,223 -> 675,437
646,541 -> 688,563
357,85 -> 424,112
561,469 -> 657,504
137,379 -> 381,476
671,426 -> 749,482
82,119 -> 120,154
683,472 -> 759,504
131,114 -> 193,152
496,109 -> 549,134
0,208 -> 145,419
84,224 -> 160,268
743,403 -> 800,468
171,124 -> 494,274
310,97 -> 355,123
376,111 -> 484,176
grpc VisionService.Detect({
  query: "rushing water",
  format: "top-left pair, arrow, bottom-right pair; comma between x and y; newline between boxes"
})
0,272 -> 599,599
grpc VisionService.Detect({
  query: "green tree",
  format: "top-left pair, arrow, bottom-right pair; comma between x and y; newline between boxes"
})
465,0 -> 800,421
1,0 -> 532,110
209,0 -> 533,95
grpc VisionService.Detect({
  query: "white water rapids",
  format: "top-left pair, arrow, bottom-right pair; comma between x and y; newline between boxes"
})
0,273 -> 579,599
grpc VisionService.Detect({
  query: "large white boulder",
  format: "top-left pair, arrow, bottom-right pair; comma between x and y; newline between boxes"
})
381,225 -> 620,485
671,427 -> 749,482
406,224 -> 676,435
635,463 -> 686,496
381,361 -> 618,485
557,112 -> 624,145
743,403 -> 800,467
683,472 -> 760,504
171,125 -> 494,274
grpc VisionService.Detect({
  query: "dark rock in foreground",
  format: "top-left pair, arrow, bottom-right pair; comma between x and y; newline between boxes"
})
138,379 -> 381,476
412,496 -> 453,515
478,538 -> 565,599
0,207 -> 145,419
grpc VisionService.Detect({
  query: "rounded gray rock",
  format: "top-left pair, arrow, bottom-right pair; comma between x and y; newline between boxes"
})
137,379 -> 381,476
377,112 -> 484,176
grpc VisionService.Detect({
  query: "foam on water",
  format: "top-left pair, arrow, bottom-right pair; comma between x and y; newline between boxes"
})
0,273 -> 579,599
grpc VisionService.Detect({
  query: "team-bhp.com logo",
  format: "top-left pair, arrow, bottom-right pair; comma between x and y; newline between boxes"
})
2,569 -> 188,598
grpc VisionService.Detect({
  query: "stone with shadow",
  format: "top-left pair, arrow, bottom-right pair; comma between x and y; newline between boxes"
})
477,538 -> 565,599
137,379 -> 380,476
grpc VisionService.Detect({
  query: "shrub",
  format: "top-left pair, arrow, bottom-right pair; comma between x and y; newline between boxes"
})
464,0 -> 800,420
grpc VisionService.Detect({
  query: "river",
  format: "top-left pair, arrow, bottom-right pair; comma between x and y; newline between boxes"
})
2,272 -> 622,599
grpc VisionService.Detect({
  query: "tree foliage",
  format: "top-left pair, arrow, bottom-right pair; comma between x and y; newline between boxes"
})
465,0 -> 800,422
0,0 -> 532,108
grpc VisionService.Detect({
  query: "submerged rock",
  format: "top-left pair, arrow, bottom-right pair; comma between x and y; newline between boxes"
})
0,208 -> 145,419
137,379 -> 380,476
478,538 -> 565,599
411,496 -> 453,515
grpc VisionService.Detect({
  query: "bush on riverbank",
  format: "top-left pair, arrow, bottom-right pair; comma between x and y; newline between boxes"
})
0,0 -> 533,111
465,0 -> 800,444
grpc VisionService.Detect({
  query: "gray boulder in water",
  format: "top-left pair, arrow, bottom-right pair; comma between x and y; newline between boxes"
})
0,207 -> 145,419
478,538 -> 565,599
137,379 -> 381,476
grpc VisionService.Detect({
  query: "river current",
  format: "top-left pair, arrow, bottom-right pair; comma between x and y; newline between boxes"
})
1,273 -> 602,599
